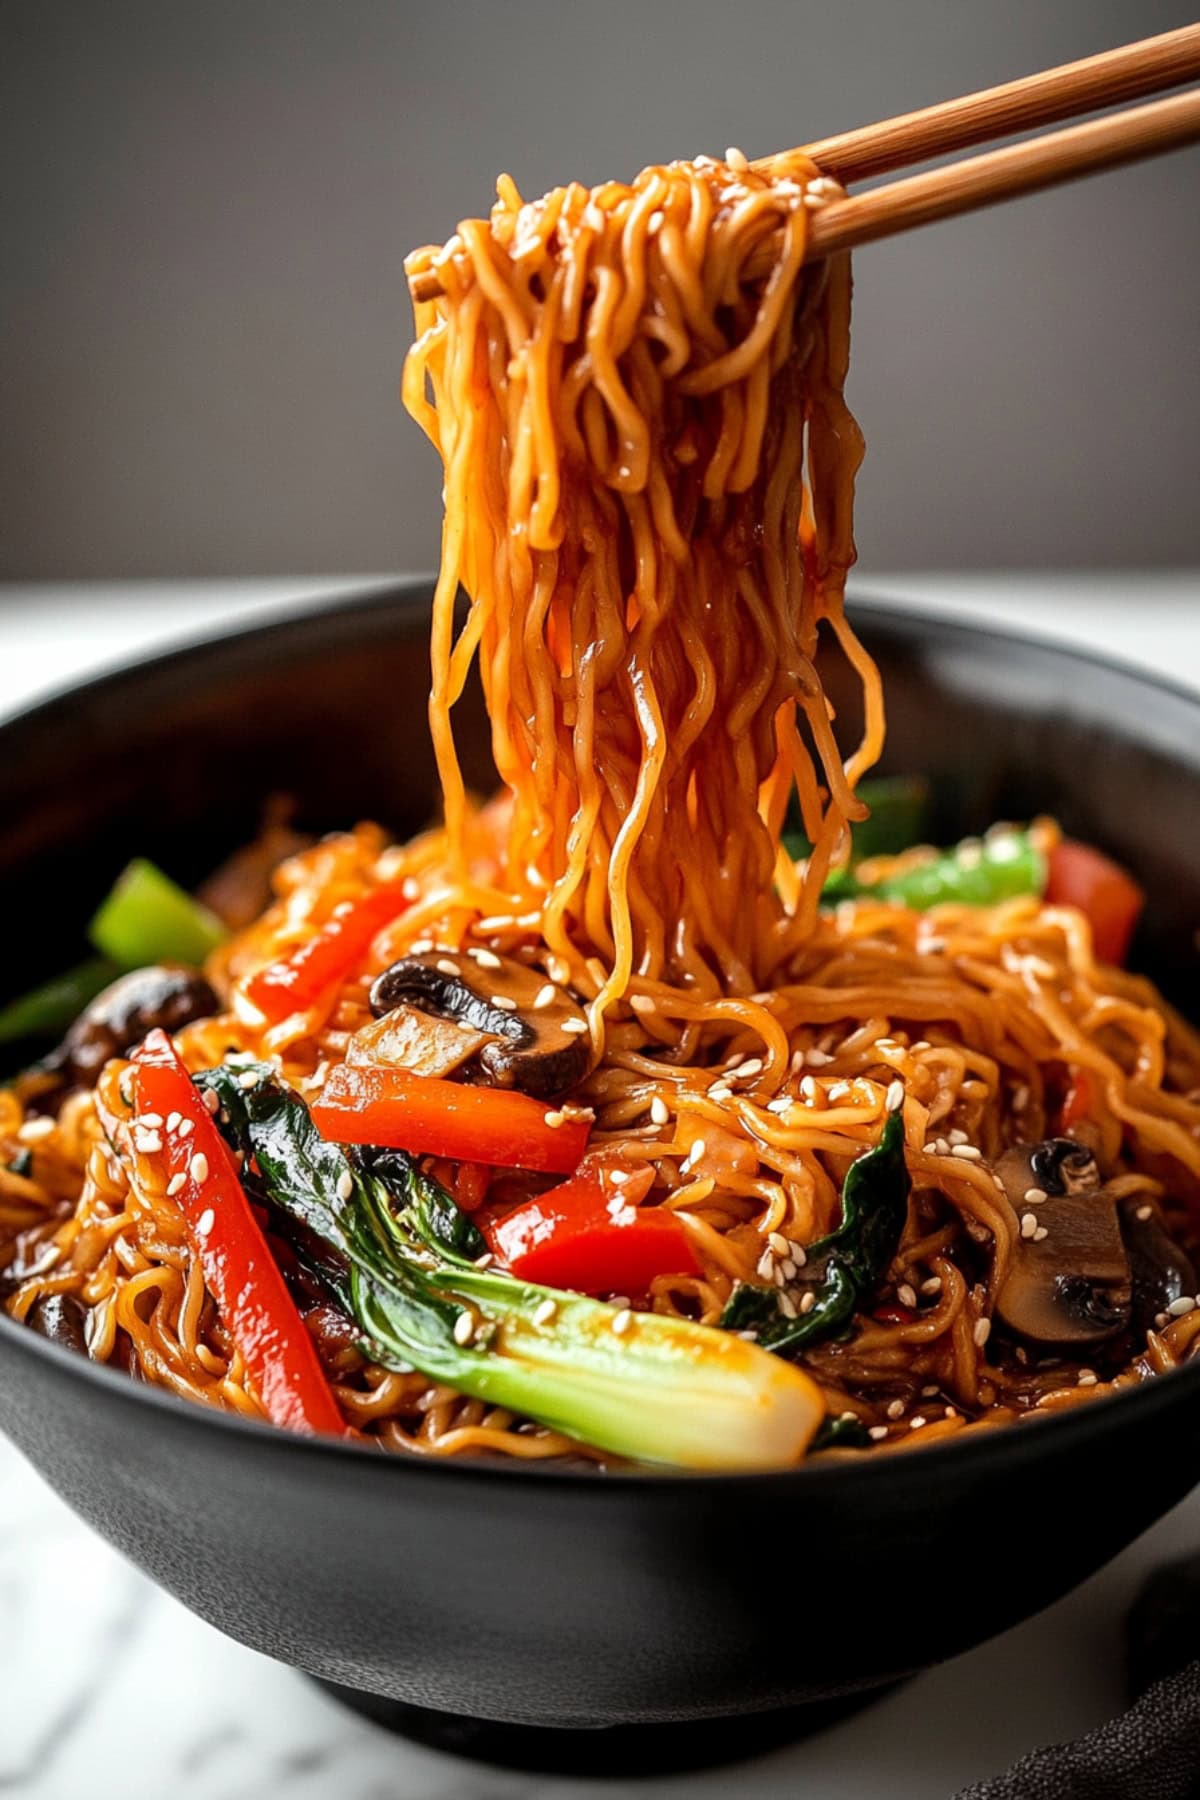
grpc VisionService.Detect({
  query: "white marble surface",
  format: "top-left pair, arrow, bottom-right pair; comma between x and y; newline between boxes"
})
1,572 -> 1199,1800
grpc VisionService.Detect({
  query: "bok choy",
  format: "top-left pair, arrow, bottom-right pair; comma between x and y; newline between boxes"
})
197,1062 -> 825,1471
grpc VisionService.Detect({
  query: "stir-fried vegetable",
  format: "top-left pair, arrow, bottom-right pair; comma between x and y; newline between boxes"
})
0,957 -> 118,1047
848,827 -> 1046,911
1045,838 -> 1144,965
245,883 -> 413,1023
485,1162 -> 699,1294
90,858 -> 226,967
721,1114 -> 911,1355
201,1063 -> 824,1470
114,1031 -> 346,1437
784,774 -> 931,872
313,1063 -> 590,1176
2,859 -> 227,1055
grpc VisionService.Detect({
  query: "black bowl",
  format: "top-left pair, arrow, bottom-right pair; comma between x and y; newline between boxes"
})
2,580 -> 1199,1774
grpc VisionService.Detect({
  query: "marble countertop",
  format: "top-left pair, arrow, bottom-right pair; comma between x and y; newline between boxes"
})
1,572 -> 1199,1800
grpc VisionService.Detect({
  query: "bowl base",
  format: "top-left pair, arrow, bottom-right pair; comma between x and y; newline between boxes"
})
311,1677 -> 904,1775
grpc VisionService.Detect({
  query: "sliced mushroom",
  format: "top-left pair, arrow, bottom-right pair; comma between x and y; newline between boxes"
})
28,1292 -> 89,1356
60,964 -> 218,1084
346,1003 -> 499,1080
368,951 -> 590,1100
993,1138 -> 1132,1347
1120,1199 -> 1198,1336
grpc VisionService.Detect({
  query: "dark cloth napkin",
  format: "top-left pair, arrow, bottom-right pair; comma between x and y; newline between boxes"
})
956,1554 -> 1200,1799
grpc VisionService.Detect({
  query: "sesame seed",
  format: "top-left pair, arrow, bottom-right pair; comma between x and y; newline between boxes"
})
561,1017 -> 589,1035
935,1138 -> 951,1156
778,1294 -> 799,1320
827,1082 -> 850,1102
238,1070 -> 260,1091
780,1258 -> 797,1281
1033,1226 -> 1049,1242
189,1152 -> 209,1184
973,1317 -> 992,1348
689,1138 -> 707,1163
544,1111 -> 564,1130
470,947 -> 502,970
1155,1312 -> 1170,1330
1024,1187 -> 1048,1205
790,1050 -> 806,1073
491,994 -> 519,1012
650,1096 -> 670,1126
202,1089 -> 220,1115
772,1263 -> 788,1287
1012,1084 -> 1029,1111
922,1142 -> 938,1156
608,1170 -> 629,1186
799,1077 -> 817,1102
735,1058 -> 764,1080
474,916 -> 512,933
561,1104 -> 595,1123
897,1284 -> 918,1309
1020,1212 -> 1038,1239
547,956 -> 570,985
195,1207 -> 215,1237
533,1298 -> 557,1327
885,1080 -> 904,1114
474,1252 -> 493,1269
920,1277 -> 942,1295
767,1096 -> 792,1114
806,1048 -> 833,1067
947,1128 -> 968,1145
921,1384 -> 939,1397
166,1112 -> 181,1133
707,1083 -> 733,1103
533,983 -> 557,1009
951,1143 -> 982,1161
139,1112 -> 164,1129
409,938 -> 433,954
16,1116 -> 55,1144
911,1040 -> 931,1052
1077,1370 -> 1098,1387
909,1416 -> 927,1431
401,877 -> 421,901
768,1231 -> 789,1256
1136,1204 -> 1153,1222
336,1170 -> 353,1202
166,1173 -> 186,1197
798,1291 -> 817,1315
629,994 -> 656,1015
1168,1296 -> 1196,1317
178,1119 -> 195,1139
612,1308 -> 633,1336
944,1406 -> 959,1419
787,1240 -> 807,1266
886,1399 -> 905,1419
757,1250 -> 775,1281
453,1312 -> 475,1345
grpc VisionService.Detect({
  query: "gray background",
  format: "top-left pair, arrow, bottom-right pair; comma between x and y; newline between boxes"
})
2,0 -> 1197,580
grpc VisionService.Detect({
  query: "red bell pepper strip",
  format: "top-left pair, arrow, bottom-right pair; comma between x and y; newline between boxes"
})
484,1164 -> 698,1295
312,1063 -> 590,1176
130,1030 -> 347,1437
1045,840 -> 1144,967
1058,1068 -> 1095,1133
244,883 -> 412,1023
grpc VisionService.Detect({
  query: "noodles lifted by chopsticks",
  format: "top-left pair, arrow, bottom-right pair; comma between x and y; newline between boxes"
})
404,154 -> 873,1025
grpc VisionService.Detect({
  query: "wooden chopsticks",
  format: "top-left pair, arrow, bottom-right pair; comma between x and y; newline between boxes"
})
782,22 -> 1200,181
804,86 -> 1200,261
406,26 -> 1200,304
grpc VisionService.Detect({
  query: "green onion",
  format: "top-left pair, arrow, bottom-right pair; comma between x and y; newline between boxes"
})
857,828 -> 1046,911
88,859 -> 226,968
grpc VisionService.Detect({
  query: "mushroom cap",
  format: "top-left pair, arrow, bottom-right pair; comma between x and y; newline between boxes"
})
993,1139 -> 1132,1347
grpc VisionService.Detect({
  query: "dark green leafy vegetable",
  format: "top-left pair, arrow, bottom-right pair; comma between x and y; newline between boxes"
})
195,1062 -> 825,1470
721,1113 -> 911,1357
811,1414 -> 872,1451
0,958 -> 119,1047
783,775 -> 931,871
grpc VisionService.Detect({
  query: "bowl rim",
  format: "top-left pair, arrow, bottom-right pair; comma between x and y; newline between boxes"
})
3,576 -> 1199,1493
